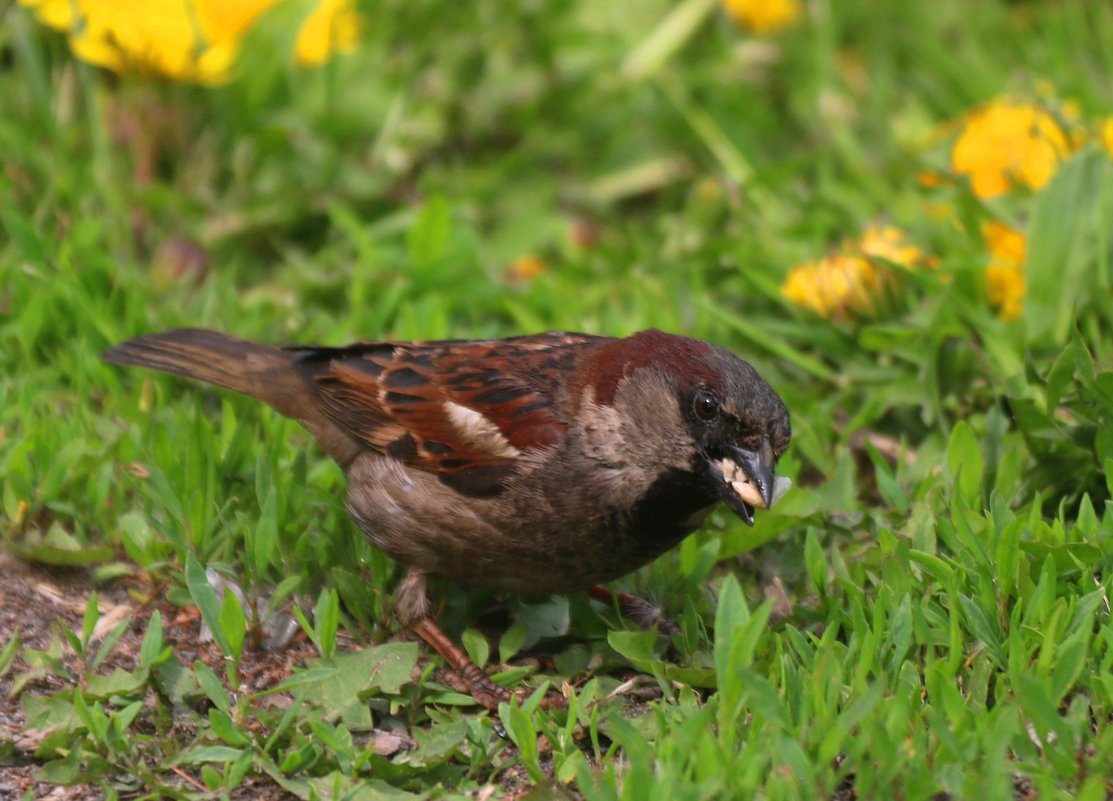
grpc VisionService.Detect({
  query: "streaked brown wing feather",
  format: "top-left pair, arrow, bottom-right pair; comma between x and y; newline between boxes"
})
288,332 -> 610,495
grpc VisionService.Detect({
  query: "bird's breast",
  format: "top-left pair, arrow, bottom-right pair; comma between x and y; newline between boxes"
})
344,452 -> 718,594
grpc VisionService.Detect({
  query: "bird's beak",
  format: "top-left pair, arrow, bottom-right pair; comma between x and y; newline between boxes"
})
711,438 -> 789,526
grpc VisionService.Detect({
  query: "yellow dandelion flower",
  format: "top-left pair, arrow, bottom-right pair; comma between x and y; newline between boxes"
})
31,0 -> 273,84
981,220 -> 1026,320
986,266 -> 1025,321
781,223 -> 936,320
1101,117 -> 1113,160
201,0 -> 284,41
982,220 -> 1026,269
780,260 -> 823,314
294,0 -> 360,67
951,99 -> 1070,199
857,224 -> 935,270
781,260 -> 826,316
20,0 -> 360,83
18,0 -> 75,31
506,254 -> 548,282
722,0 -> 800,35
781,254 -> 886,320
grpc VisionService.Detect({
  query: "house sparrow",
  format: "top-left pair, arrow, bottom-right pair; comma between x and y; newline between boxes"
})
103,328 -> 791,707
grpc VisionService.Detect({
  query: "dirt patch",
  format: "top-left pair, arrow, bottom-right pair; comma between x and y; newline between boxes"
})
0,550 -> 312,800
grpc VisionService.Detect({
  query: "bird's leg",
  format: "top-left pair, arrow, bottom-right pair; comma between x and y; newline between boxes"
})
395,570 -> 511,710
588,585 -> 680,636
410,618 -> 511,710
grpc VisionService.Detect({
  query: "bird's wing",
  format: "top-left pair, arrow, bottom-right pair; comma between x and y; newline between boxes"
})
288,332 -> 609,495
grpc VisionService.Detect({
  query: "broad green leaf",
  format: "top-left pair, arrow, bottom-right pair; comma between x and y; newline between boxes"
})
152,654 -> 203,705
865,441 -> 910,513
116,511 -> 155,565
362,642 -> 420,695
1044,339 -> 1079,414
995,518 -> 1023,601
314,588 -> 339,661
0,630 -> 20,675
259,666 -> 341,697
736,667 -> 788,727
804,528 -> 827,594
209,708 -> 252,747
113,700 -> 143,733
10,524 -> 115,566
310,720 -> 354,760
195,661 -> 233,713
184,554 -> 232,658
607,629 -> 659,667
513,595 -> 570,649
90,617 -> 130,672
85,667 -> 150,698
405,718 -> 469,767
1013,674 -> 1070,750
81,591 -> 99,646
218,588 -> 247,663
1026,148 -> 1113,344
139,611 -> 164,667
38,748 -> 85,785
303,642 -> 419,717
907,549 -> 954,585
946,421 -> 984,505
1049,627 -> 1090,703
957,594 -> 1004,667
173,745 -> 247,765
714,574 -> 748,696
460,629 -> 489,670
498,623 -> 529,664
502,699 -> 543,783
252,486 -> 279,576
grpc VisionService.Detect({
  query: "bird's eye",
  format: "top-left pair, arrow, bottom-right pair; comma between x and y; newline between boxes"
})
693,389 -> 719,421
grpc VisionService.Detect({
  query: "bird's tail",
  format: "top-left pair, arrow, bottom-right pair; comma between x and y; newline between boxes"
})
102,328 -> 360,465
103,327 -> 318,420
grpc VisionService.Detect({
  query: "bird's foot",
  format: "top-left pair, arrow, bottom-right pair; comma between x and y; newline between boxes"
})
588,585 -> 680,636
455,660 -> 514,710
412,617 -> 567,710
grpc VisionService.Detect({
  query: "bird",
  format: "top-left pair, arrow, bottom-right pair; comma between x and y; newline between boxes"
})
102,328 -> 791,708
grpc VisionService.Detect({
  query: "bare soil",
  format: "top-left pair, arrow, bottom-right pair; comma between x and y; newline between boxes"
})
0,550 -> 309,800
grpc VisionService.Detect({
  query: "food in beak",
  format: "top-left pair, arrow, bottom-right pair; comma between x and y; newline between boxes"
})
718,456 -> 769,509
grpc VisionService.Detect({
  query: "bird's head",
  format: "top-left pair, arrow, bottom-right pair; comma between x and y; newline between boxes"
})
580,329 -> 792,525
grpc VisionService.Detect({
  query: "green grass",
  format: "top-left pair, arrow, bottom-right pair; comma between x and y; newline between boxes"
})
3,0 -> 1113,798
